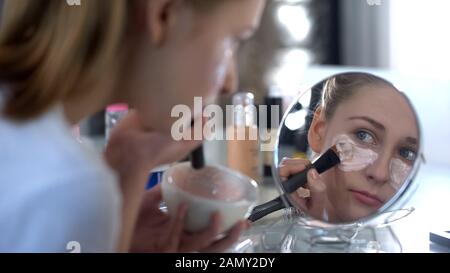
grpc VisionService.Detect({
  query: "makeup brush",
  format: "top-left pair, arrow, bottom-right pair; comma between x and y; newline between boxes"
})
248,145 -> 341,222
188,116 -> 205,169
282,145 -> 340,194
190,145 -> 205,169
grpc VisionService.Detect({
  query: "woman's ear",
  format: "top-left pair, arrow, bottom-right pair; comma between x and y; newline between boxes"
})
308,107 -> 327,153
144,0 -> 185,46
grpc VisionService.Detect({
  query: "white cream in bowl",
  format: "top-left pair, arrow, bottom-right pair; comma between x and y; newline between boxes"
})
161,162 -> 259,233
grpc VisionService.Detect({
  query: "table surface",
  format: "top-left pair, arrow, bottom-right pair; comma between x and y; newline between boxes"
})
242,163 -> 450,253
388,164 -> 450,253
86,134 -> 450,253
202,138 -> 450,253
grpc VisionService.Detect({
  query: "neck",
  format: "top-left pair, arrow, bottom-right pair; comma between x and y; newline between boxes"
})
63,98 -> 105,126
62,38 -> 134,126
63,79 -> 116,126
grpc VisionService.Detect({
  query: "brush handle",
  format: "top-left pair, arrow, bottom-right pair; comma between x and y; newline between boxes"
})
248,195 -> 290,222
248,148 -> 340,222
282,148 -> 340,194
282,165 -> 313,194
190,146 -> 205,169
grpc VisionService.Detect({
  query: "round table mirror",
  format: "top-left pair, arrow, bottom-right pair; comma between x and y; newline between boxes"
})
245,72 -> 424,252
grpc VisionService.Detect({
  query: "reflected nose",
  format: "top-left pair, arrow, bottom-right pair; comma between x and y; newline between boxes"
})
220,55 -> 238,96
366,151 -> 391,184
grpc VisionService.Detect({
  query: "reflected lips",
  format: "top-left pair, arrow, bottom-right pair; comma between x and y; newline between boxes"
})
350,190 -> 383,207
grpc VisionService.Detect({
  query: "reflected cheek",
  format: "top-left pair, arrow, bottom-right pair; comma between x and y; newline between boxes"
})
332,170 -> 373,221
333,134 -> 379,172
327,169 -> 353,202
380,186 -> 397,201
334,168 -> 358,191
389,158 -> 412,190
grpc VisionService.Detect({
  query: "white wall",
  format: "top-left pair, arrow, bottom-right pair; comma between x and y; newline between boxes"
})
389,0 -> 450,79
340,0 -> 391,68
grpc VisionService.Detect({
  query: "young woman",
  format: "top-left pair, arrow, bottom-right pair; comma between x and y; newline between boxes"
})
279,73 -> 419,223
0,0 -> 266,252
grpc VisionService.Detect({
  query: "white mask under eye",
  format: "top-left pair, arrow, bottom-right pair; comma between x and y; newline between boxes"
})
333,134 -> 379,172
389,158 -> 412,190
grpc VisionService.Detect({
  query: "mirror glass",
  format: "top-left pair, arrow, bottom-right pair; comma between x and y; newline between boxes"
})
273,72 -> 422,225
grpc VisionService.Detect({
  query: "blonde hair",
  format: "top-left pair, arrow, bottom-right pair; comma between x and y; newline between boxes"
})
0,0 -> 133,120
0,0 -> 224,121
321,72 -> 397,120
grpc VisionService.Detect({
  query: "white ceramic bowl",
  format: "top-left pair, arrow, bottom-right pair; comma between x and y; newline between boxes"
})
161,162 -> 259,233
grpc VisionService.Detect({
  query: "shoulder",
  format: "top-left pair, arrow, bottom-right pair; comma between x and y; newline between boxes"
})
0,105 -> 122,252
0,168 -> 122,253
0,104 -> 118,197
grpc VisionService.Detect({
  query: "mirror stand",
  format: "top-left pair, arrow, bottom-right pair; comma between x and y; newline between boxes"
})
236,207 -> 414,253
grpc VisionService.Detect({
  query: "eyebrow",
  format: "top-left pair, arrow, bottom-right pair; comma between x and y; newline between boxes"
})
404,137 -> 418,146
350,116 -> 419,147
348,116 -> 385,131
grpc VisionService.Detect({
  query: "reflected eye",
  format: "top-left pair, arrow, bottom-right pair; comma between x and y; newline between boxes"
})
399,147 -> 417,162
355,130 -> 376,145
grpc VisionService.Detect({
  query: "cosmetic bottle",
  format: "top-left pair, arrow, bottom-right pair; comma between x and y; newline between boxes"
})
227,92 -> 261,182
262,88 -> 283,178
105,104 -> 128,142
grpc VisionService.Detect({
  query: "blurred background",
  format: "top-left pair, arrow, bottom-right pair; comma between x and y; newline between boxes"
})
69,0 -> 450,170
236,0 -> 450,101
1,0 -> 448,251
235,0 -> 450,171
234,0 -> 450,252
2,1 -> 448,155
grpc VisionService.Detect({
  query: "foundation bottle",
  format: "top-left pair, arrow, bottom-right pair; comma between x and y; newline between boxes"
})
262,91 -> 283,178
227,92 -> 261,183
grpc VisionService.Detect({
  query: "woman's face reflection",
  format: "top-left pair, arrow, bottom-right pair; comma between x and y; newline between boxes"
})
309,84 -> 419,222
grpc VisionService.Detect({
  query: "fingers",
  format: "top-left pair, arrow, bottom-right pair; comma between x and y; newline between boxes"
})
201,220 -> 247,253
287,169 -> 328,220
179,212 -> 222,252
171,138 -> 202,155
151,133 -> 202,167
165,203 -> 188,252
278,157 -> 311,211
290,190 -> 308,212
111,110 -> 143,131
139,184 -> 165,217
306,169 -> 328,220
147,184 -> 163,205
278,158 -> 311,181
243,220 -> 251,230
280,157 -> 310,165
